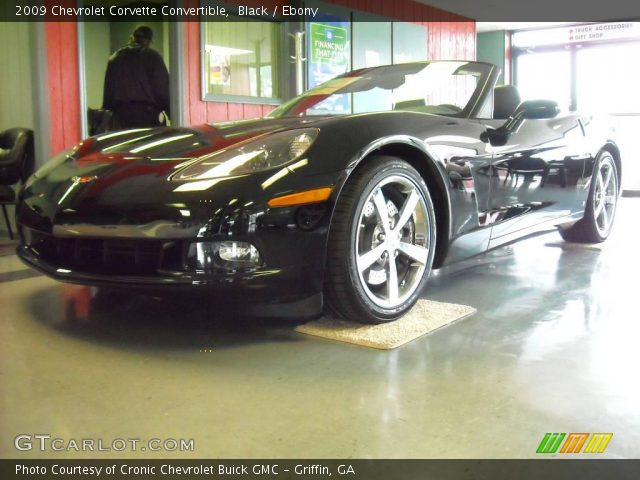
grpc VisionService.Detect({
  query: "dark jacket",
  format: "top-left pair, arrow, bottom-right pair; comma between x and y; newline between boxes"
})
102,43 -> 170,116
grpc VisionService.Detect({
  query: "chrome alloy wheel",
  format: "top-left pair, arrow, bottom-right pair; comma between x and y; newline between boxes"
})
593,156 -> 618,238
354,174 -> 430,309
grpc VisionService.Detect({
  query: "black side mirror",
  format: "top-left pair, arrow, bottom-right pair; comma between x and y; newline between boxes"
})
481,100 -> 561,147
514,100 -> 561,120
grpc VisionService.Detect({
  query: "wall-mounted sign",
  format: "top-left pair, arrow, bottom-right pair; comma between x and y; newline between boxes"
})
513,22 -> 640,48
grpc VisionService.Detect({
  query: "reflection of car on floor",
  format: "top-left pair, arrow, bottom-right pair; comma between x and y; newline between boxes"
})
16,61 -> 621,324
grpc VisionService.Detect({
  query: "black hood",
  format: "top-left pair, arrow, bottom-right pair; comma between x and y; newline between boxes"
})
76,116 -> 329,162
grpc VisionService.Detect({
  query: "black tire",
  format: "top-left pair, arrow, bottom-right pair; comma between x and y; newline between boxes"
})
560,150 -> 619,243
325,156 -> 437,324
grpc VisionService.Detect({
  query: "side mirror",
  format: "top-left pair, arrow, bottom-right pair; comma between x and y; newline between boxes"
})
481,99 -> 561,147
514,99 -> 560,120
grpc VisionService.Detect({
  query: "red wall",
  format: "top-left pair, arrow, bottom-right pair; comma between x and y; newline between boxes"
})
183,0 -> 476,126
46,20 -> 81,155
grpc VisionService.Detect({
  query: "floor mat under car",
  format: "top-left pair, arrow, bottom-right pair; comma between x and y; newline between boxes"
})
295,299 -> 476,349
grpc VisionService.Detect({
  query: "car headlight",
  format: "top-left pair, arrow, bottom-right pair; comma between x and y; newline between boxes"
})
172,128 -> 318,181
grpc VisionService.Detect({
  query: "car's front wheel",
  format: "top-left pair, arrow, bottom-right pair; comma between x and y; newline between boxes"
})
325,156 -> 436,324
560,150 -> 619,243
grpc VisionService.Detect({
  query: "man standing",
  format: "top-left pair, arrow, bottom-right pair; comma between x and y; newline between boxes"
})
103,25 -> 170,129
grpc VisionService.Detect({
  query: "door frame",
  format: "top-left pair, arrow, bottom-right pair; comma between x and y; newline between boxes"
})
76,19 -> 186,137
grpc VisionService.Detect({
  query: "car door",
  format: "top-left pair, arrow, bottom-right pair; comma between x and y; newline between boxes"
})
480,114 -> 588,244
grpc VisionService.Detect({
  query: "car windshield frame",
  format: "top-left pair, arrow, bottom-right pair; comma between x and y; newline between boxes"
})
267,61 -> 497,119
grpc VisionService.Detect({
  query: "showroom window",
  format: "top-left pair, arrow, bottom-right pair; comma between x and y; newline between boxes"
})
515,50 -> 572,112
352,18 -> 391,69
392,22 -> 428,63
202,18 -> 285,103
512,22 -> 640,113
575,42 -> 640,114
306,14 -> 428,115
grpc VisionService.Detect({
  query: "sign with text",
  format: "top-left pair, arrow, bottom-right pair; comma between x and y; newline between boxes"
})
513,22 -> 640,48
310,22 -> 349,66
307,20 -> 350,90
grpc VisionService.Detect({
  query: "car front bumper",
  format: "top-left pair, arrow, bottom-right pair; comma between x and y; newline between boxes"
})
17,242 -> 324,319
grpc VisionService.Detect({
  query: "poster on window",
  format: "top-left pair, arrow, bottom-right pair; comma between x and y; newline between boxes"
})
307,18 -> 350,87
306,18 -> 350,114
209,52 -> 231,86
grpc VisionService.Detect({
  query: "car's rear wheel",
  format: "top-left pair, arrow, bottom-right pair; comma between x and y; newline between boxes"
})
560,150 -> 619,243
325,156 -> 436,324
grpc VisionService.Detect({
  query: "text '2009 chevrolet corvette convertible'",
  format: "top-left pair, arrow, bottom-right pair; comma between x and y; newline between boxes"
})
17,61 -> 621,323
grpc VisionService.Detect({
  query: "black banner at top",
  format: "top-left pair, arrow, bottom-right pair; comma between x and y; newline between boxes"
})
1,0 -> 640,23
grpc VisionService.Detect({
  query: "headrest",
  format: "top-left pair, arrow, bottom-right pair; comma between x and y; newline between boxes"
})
493,85 -> 521,119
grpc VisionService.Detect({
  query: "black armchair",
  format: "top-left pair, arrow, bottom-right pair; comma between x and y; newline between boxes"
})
0,128 -> 35,240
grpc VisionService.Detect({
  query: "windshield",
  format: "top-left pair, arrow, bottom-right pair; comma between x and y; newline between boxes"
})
268,61 -> 492,118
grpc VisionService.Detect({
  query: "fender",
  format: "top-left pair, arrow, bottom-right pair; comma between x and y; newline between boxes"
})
326,134 -> 454,268
602,139 -> 622,185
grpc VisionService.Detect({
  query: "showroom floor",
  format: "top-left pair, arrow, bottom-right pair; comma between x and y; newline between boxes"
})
1,199 -> 638,459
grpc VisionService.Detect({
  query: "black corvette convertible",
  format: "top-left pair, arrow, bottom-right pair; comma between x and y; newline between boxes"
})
17,61 -> 620,323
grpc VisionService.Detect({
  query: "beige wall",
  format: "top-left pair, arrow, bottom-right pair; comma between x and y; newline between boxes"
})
0,22 -> 35,132
84,22 -> 111,110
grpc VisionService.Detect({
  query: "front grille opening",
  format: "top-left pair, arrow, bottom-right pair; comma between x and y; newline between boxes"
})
24,229 -> 185,276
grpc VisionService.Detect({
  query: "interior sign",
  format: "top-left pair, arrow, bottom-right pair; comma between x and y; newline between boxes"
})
310,23 -> 349,66
307,19 -> 351,95
568,22 -> 639,42
513,21 -> 640,47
